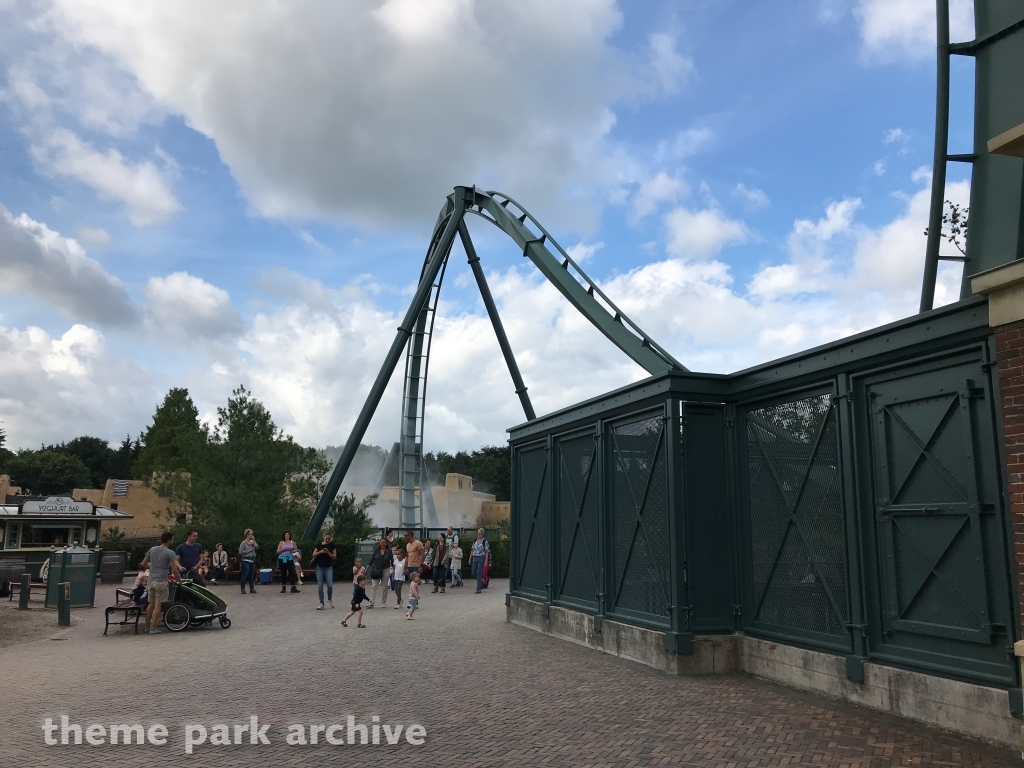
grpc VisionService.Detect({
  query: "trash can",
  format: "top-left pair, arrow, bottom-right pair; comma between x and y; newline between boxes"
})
99,551 -> 127,583
259,568 -> 273,584
0,556 -> 27,585
355,539 -> 377,569
45,546 -> 98,608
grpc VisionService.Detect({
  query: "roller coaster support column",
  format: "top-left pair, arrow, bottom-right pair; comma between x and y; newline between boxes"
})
301,189 -> 469,541
459,220 -> 536,422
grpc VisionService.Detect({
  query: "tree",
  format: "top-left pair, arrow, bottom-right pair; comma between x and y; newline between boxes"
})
184,386 -> 313,555
3,450 -> 92,495
52,436 -> 115,489
324,492 -> 378,574
924,200 -> 969,256
424,444 -> 511,501
134,388 -> 206,481
0,428 -> 11,467
107,434 -> 143,480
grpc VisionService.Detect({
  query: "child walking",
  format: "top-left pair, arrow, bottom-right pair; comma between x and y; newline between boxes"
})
392,548 -> 407,609
406,572 -> 421,619
352,557 -> 366,582
342,575 -> 369,628
449,542 -> 464,587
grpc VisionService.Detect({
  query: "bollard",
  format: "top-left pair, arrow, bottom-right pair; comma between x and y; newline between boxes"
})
19,573 -> 30,610
57,581 -> 71,627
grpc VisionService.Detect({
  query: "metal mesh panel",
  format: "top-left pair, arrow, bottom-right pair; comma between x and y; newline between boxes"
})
515,443 -> 549,596
610,412 -> 670,621
557,433 -> 599,607
746,395 -> 847,638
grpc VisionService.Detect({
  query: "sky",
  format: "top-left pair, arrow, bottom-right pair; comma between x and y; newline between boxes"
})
0,0 -> 978,454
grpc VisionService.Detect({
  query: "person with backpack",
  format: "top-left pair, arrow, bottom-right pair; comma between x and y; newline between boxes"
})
470,528 -> 491,594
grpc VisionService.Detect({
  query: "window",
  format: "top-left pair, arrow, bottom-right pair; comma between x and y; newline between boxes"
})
5,523 -> 18,549
20,524 -> 76,548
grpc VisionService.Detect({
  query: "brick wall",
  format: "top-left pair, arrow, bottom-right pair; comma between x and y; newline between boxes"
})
996,319 -> 1024,625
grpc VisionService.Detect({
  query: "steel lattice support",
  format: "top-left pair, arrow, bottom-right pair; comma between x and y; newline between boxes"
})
303,186 -> 683,540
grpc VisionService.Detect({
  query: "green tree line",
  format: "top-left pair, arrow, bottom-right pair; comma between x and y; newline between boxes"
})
0,388 -> 513,564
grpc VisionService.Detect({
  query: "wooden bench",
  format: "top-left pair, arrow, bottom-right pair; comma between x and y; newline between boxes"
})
7,580 -> 46,602
104,588 -> 144,635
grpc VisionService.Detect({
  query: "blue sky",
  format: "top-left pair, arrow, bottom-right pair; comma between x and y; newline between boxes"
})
0,0 -> 976,453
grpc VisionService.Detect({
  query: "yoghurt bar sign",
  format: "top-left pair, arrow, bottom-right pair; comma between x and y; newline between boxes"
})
21,497 -> 94,515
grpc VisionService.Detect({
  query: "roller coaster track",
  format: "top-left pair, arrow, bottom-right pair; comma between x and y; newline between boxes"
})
303,186 -> 684,540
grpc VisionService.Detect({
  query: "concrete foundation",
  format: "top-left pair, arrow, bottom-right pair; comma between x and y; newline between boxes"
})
506,595 -> 737,675
507,595 -> 1021,749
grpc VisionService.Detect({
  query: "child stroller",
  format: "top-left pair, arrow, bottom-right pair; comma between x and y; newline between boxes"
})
163,576 -> 231,631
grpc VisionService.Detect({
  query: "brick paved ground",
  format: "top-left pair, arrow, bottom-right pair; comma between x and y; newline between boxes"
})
0,577 -> 1017,767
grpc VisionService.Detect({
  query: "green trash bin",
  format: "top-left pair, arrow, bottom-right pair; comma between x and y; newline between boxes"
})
45,546 -> 98,608
355,538 -> 377,570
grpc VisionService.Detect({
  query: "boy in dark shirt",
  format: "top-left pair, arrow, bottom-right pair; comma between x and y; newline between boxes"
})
342,575 -> 368,628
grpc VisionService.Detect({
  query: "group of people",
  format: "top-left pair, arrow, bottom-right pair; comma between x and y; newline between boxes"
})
130,525 -> 495,633
141,529 -> 232,586
235,528 -> 328,595
343,526 -> 493,627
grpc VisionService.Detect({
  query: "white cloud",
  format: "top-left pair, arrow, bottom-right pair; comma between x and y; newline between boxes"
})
748,264 -> 805,301
30,0 -> 676,229
631,172 -> 687,221
872,160 -> 886,176
644,32 -> 694,95
655,127 -> 715,161
733,183 -> 769,209
30,128 -> 180,225
883,127 -> 906,145
0,205 -> 140,326
566,241 -> 603,263
748,172 -> 968,313
75,226 -> 111,246
664,206 -> 749,259
145,272 -> 244,341
0,322 -> 157,449
856,0 -> 974,62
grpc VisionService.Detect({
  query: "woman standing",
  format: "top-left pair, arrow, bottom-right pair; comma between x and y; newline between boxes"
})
431,533 -> 447,593
471,528 -> 492,594
277,531 -> 300,594
238,529 -> 259,594
366,536 -> 393,608
311,531 -> 337,609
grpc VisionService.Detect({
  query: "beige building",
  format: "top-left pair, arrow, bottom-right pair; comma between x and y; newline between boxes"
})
0,475 -> 22,501
72,479 -> 174,538
356,473 -> 508,529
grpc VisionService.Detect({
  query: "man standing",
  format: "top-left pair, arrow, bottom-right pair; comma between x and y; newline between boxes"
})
175,529 -> 204,583
140,532 -> 181,634
404,530 -> 424,577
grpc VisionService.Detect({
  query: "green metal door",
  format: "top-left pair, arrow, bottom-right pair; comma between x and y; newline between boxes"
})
742,392 -> 849,651
607,409 -> 671,627
512,439 -> 550,600
554,428 -> 600,611
863,357 -> 1017,686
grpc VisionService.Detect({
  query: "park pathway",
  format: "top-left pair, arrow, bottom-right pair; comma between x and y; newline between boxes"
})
0,578 -> 1015,767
